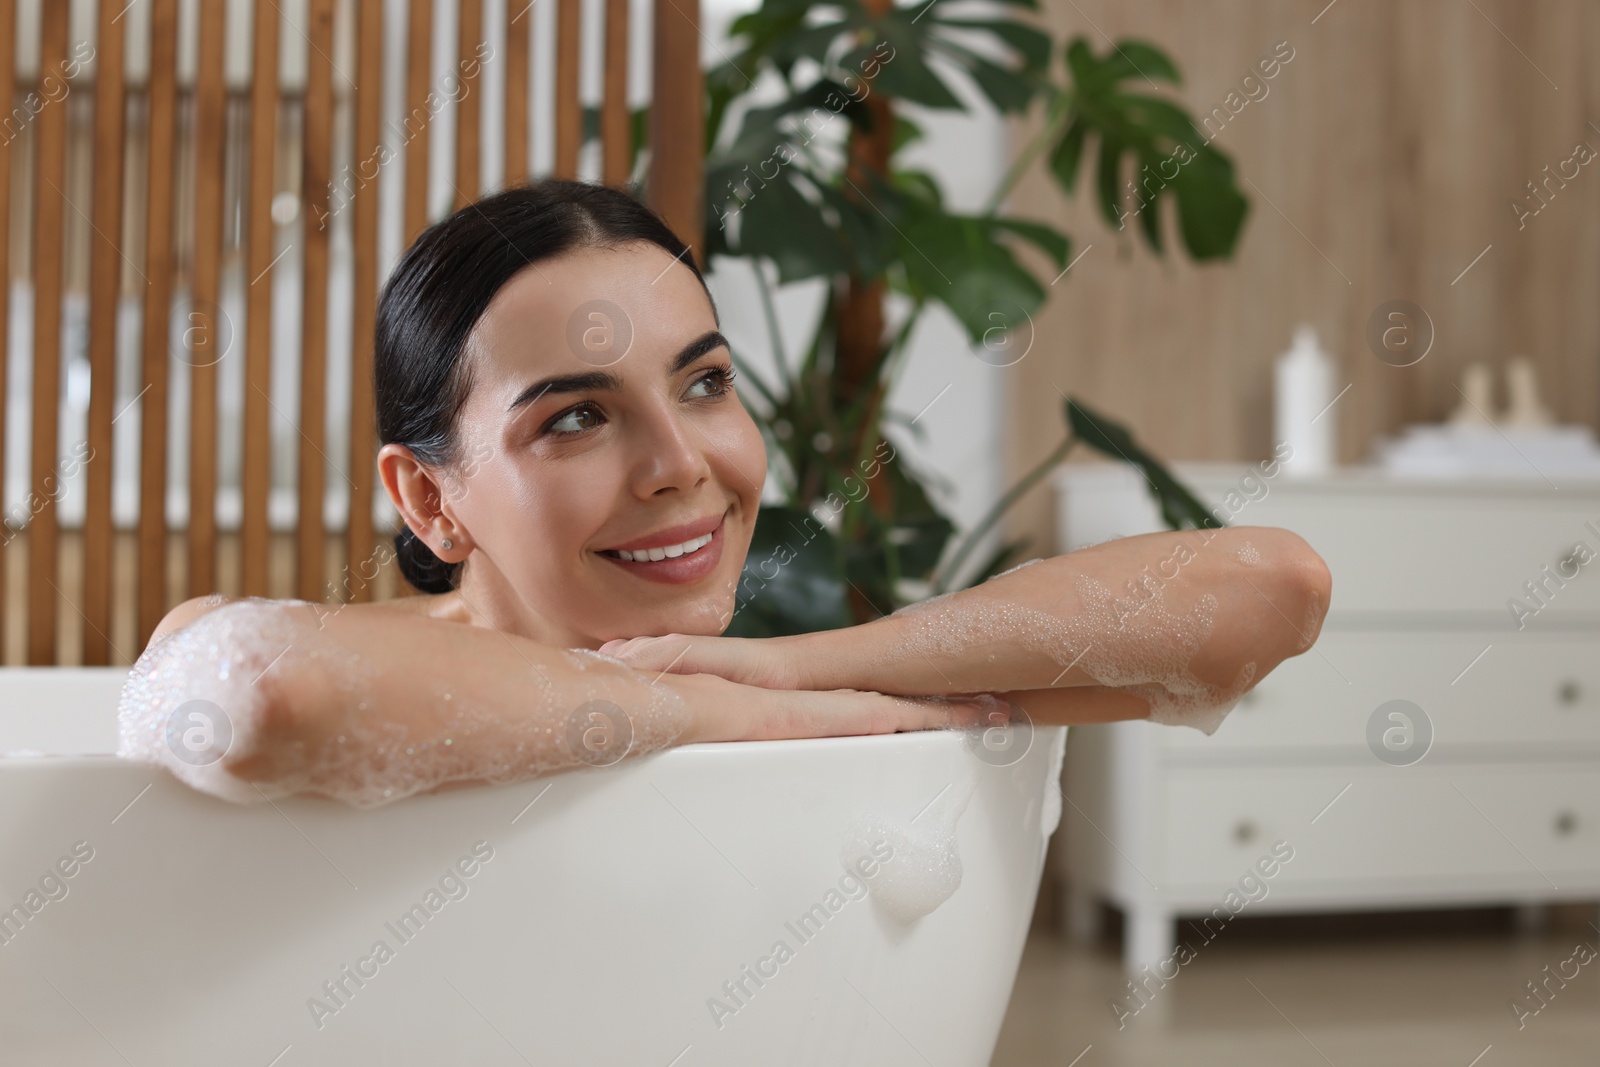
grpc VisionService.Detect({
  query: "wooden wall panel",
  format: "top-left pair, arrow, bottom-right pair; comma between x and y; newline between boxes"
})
187,0 -> 228,605
404,0 -> 434,244
27,2 -> 71,663
133,0 -> 180,654
649,0 -> 702,259
554,0 -> 581,178
505,0 -> 531,187
347,0 -> 384,604
297,0 -> 336,603
453,0 -> 483,208
602,0 -> 631,185
1007,0 -> 1600,549
83,0 -> 128,664
239,0 -> 281,606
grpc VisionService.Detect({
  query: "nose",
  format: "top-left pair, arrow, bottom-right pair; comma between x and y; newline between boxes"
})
629,399 -> 712,499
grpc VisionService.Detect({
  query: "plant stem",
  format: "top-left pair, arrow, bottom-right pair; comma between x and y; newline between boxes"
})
982,91 -> 1075,218
753,258 -> 792,386
932,432 -> 1077,595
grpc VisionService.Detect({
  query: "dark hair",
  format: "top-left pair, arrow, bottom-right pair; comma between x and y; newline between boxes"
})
376,179 -> 711,593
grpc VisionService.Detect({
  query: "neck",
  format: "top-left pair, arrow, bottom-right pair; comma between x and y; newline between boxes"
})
446,555 -> 591,649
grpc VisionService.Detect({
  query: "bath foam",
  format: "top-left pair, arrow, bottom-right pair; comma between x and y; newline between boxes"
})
892,572 -> 1250,736
118,598 -> 319,804
116,598 -> 692,808
1039,727 -> 1068,843
986,556 -> 1046,581
839,779 -> 974,923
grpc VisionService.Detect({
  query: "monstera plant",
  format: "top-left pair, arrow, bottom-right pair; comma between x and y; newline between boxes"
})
679,1 -> 1249,633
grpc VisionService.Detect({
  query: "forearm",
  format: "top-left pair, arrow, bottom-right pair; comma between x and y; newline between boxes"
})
791,526 -> 1330,700
119,598 -> 993,807
995,686 -> 1153,727
118,599 -> 698,806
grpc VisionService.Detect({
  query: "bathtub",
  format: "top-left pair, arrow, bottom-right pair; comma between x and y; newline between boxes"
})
0,667 -> 1065,1065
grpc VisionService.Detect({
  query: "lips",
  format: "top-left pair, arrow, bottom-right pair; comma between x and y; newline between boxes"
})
595,509 -> 728,586
599,511 -> 725,554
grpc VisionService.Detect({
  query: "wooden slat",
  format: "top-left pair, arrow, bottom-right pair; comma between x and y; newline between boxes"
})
241,0 -> 281,599
297,0 -> 335,602
134,0 -> 181,652
187,0 -> 228,603
554,0 -> 581,179
27,1 -> 69,663
453,0 -> 482,208
649,0 -> 703,261
347,0 -> 383,602
0,0 -> 14,660
84,0 -> 129,664
602,0 -> 630,185
404,0 -> 433,245
504,0 -> 531,187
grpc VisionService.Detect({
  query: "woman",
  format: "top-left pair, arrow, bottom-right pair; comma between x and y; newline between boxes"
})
118,180 -> 1331,807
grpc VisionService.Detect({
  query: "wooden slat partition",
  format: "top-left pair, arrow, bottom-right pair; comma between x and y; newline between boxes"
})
297,0 -> 336,603
404,0 -> 434,245
6,0 -> 706,663
83,0 -> 127,665
28,2 -> 70,664
0,0 -> 14,659
135,0 -> 181,652
186,0 -> 228,604
505,0 -> 531,187
346,0 -> 384,604
650,0 -> 703,262
602,0 -> 631,185
453,0 -> 483,208
554,0 -> 580,178
238,0 -> 281,609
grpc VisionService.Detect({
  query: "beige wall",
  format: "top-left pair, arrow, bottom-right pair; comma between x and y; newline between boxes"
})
1005,0 -> 1600,547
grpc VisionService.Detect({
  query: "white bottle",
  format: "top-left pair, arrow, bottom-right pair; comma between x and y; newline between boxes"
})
1273,324 -> 1336,477
1502,357 -> 1553,429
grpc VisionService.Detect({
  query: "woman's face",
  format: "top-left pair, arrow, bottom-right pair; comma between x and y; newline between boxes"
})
396,240 -> 766,647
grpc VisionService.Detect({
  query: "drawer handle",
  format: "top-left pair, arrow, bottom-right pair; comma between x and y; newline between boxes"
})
1232,819 -> 1258,844
1555,811 -> 1579,836
1558,680 -> 1583,707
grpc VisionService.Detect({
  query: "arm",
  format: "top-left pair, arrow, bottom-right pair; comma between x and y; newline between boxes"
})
603,526 -> 1332,728
119,597 -> 997,807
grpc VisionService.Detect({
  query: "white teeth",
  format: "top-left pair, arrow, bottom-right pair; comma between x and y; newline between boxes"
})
613,532 -> 712,563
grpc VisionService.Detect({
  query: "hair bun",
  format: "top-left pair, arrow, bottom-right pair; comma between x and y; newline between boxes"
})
394,526 -> 460,594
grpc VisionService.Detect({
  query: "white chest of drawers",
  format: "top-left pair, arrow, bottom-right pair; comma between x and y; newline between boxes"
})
1051,464 -> 1600,971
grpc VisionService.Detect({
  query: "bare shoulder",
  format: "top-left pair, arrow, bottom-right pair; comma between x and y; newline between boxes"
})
147,593 -> 241,649
146,591 -> 458,654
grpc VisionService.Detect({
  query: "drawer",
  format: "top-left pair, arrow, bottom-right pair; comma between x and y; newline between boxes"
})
1161,764 -> 1600,890
1161,631 -> 1600,757
1055,464 -> 1600,621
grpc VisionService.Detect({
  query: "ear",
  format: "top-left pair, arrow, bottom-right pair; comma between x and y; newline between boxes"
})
376,443 -> 474,562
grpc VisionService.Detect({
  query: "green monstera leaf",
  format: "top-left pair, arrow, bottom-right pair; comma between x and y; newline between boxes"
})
723,506 -> 853,638
1049,38 -> 1249,260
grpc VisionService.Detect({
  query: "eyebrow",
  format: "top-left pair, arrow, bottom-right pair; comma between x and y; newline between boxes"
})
505,330 -> 732,416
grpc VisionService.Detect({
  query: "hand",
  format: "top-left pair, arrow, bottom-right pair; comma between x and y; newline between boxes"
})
598,632 -> 806,690
668,670 -> 1007,744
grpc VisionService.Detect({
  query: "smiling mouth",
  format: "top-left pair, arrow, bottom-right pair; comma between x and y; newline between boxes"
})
599,532 -> 715,564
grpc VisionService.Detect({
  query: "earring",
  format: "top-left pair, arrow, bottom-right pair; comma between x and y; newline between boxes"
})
440,537 -> 453,551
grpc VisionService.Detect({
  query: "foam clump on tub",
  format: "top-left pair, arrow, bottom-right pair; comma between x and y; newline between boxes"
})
839,780 -> 974,923
893,572 -> 1253,737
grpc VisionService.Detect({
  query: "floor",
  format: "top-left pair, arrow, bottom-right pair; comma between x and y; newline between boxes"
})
992,905 -> 1600,1066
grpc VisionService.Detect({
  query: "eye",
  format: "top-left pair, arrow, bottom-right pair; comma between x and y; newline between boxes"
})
545,403 -> 604,437
685,365 -> 737,400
